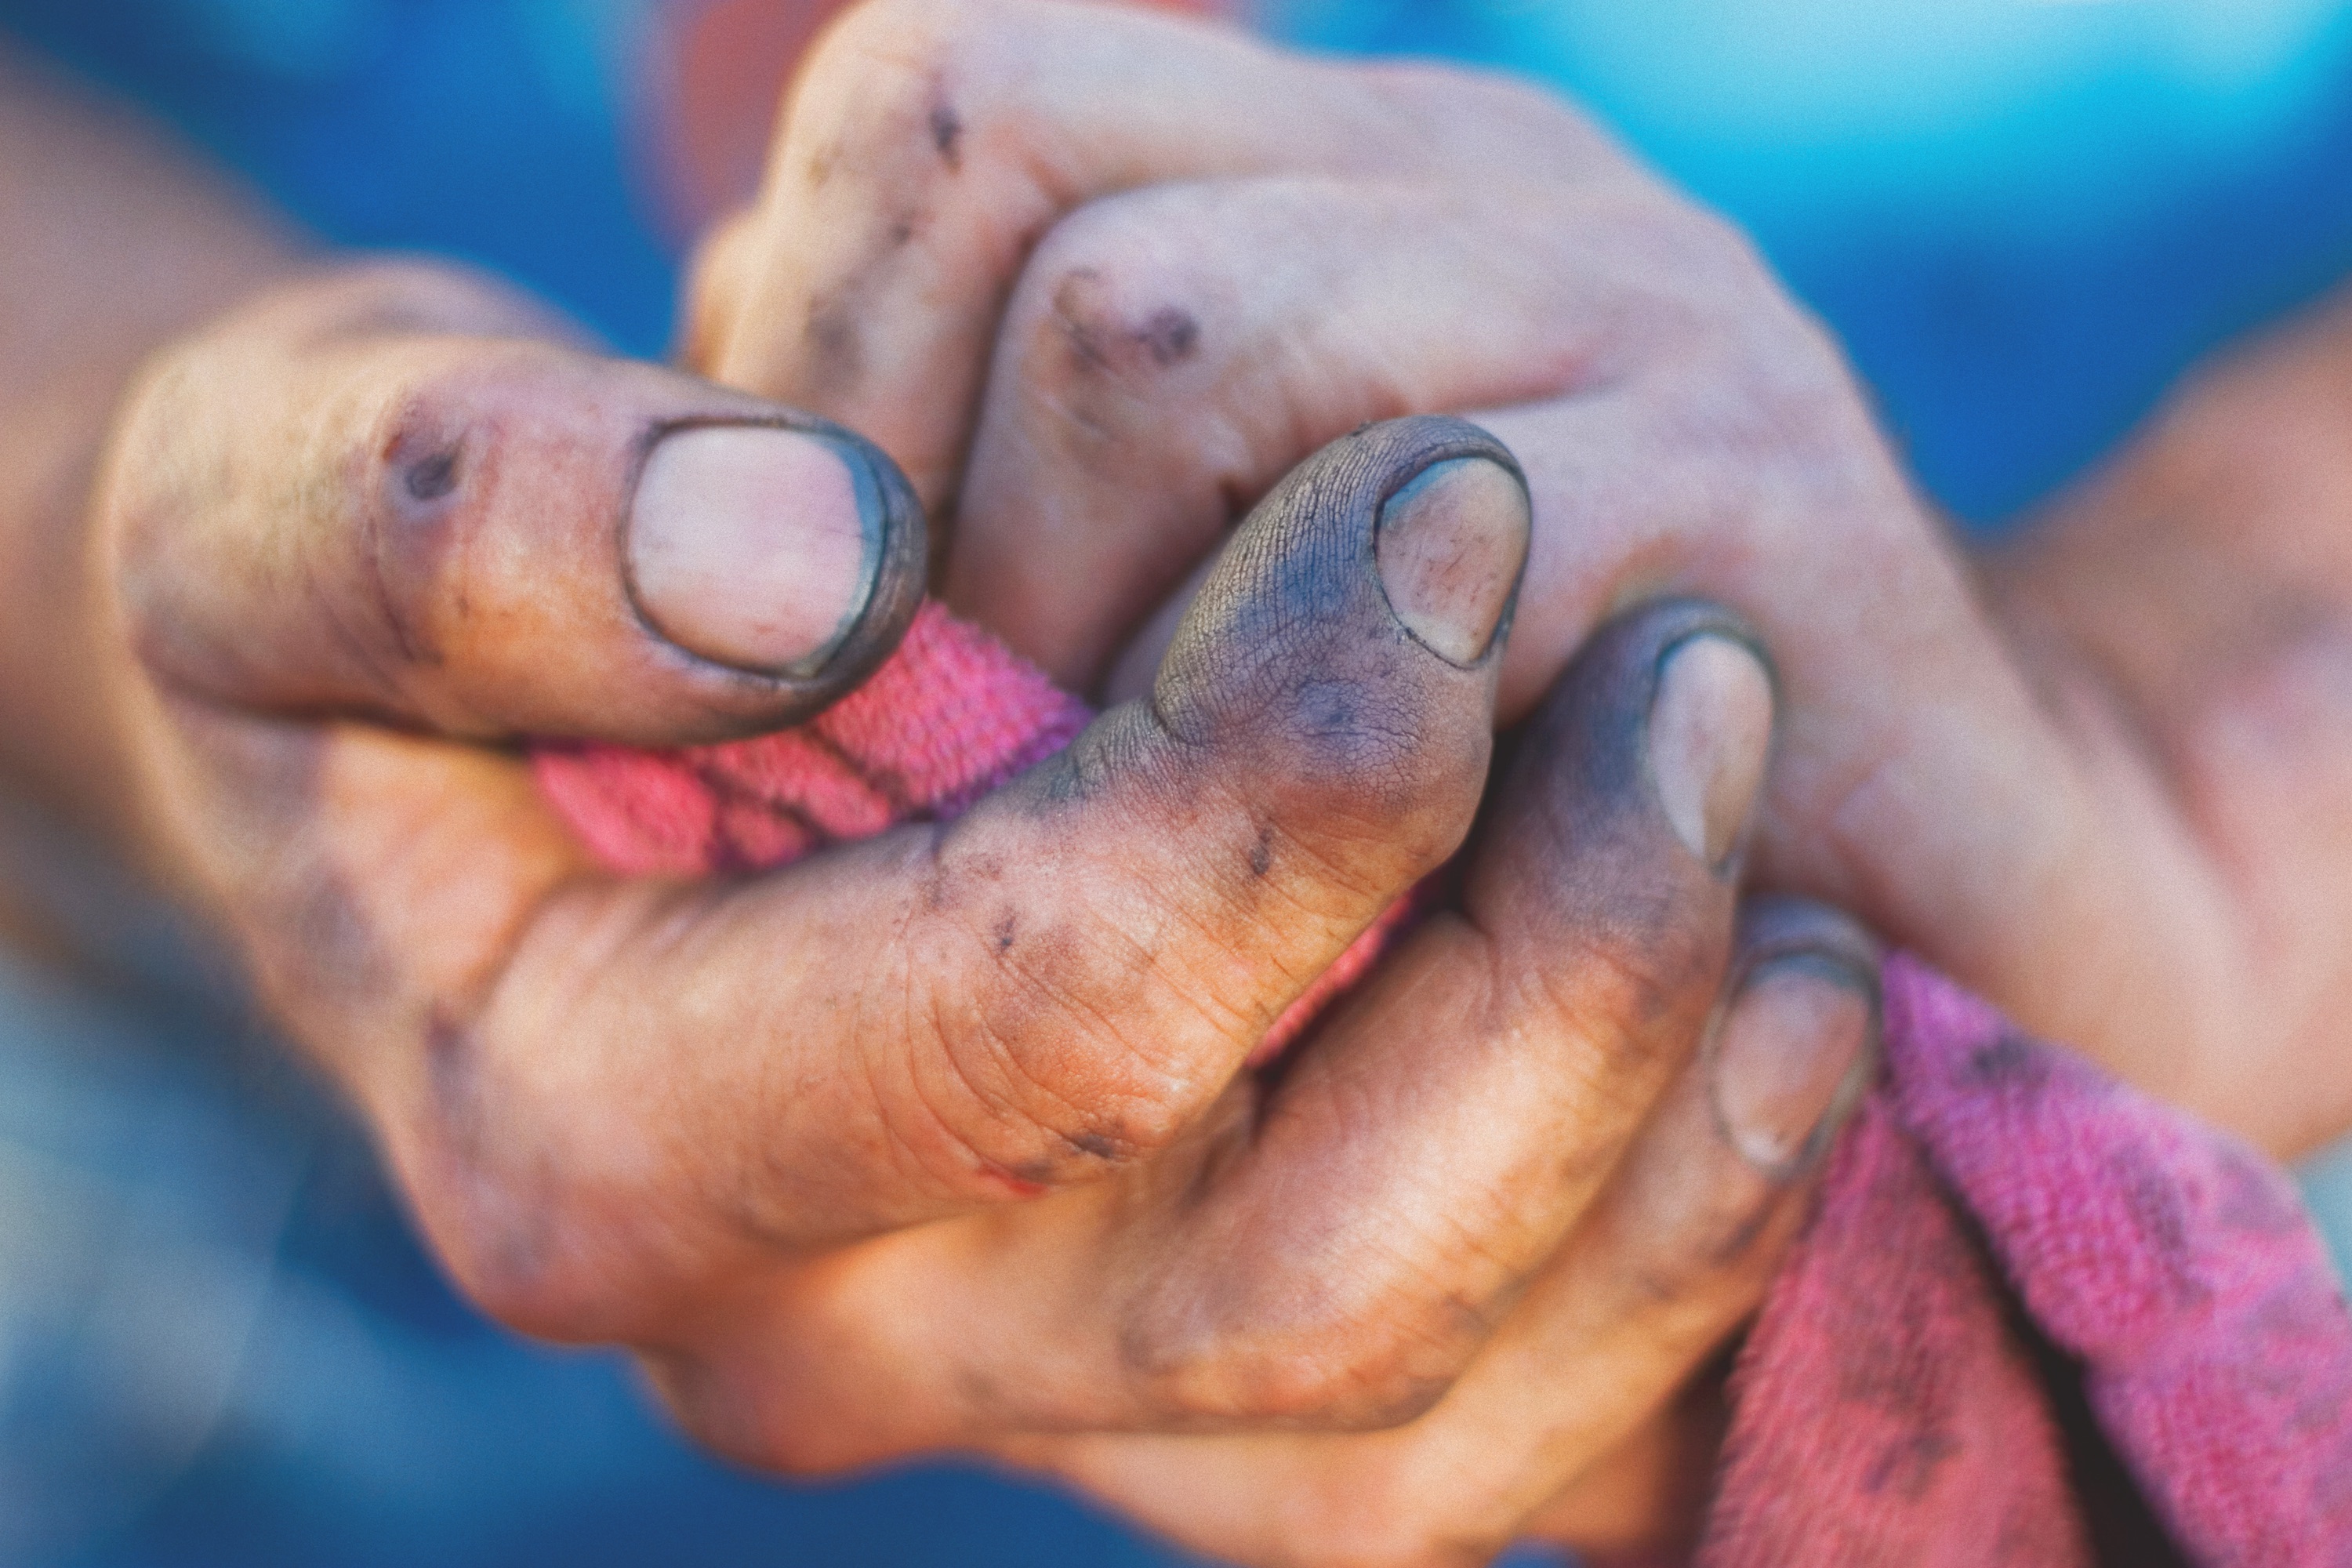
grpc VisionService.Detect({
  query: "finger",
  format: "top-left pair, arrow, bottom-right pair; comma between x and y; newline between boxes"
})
100,261 -> 926,747
949,172 -> 1726,688
1030,196 -> 2211,1111
702,0 -> 1620,503
289,416 -> 1530,1336
1093,604 -> 1779,1426
1013,899 -> 1880,1568
1458,391 -> 2237,1092
1493,900 -> 1878,1553
750,599 -> 1776,1456
679,205 -> 763,373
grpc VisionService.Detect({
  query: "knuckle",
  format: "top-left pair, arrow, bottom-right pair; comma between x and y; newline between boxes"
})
1006,204 -> 1214,454
1652,199 -> 1774,300
1573,197 -> 1900,536
1579,193 -> 1769,354
338,348 -> 541,695
1574,187 -> 1803,362
796,0 -> 1011,161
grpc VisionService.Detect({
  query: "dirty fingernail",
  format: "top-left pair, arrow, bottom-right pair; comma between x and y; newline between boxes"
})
627,424 -> 884,677
1711,951 -> 1878,1178
1648,633 -> 1774,870
1375,456 -> 1532,665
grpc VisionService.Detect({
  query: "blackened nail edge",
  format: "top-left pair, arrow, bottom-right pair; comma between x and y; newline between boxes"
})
769,433 -> 888,680
1706,945 -> 1881,1183
617,413 -> 926,700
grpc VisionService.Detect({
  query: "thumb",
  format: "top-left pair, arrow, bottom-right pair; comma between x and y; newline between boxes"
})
99,262 -> 926,747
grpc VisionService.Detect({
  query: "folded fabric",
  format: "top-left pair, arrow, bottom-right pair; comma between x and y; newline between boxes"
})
533,601 -> 2352,1566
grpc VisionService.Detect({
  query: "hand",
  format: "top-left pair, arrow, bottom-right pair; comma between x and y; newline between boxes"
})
86,253 -> 1871,1563
690,0 -> 2352,1156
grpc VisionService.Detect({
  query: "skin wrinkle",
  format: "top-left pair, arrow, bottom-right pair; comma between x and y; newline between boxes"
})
1036,816 -> 1285,1072
1142,728 -> 1436,944
962,919 -> 1170,1160
1127,950 -> 1615,1431
863,894 -> 1029,1203
915,828 -> 1213,1178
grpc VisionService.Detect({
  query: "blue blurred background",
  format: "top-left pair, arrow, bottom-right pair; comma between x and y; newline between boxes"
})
2,0 -> 2350,1563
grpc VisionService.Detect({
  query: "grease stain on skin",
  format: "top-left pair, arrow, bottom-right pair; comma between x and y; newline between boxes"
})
929,96 -> 963,169
803,294 -> 865,395
1050,270 -> 1204,379
403,445 -> 463,503
1137,307 -> 1200,367
1065,1130 -> 1120,1161
1054,271 -> 1116,376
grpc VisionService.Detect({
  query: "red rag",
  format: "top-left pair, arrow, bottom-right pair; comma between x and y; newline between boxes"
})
532,601 -> 2352,1563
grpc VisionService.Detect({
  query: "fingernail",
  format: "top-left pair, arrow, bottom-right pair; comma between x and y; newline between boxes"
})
1711,951 -> 1878,1178
627,424 -> 884,677
1647,633 -> 1774,871
1375,456 -> 1531,665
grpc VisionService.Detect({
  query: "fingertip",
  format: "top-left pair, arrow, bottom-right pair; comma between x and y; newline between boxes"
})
626,419 -> 919,673
1649,633 -> 1774,873
1710,900 -> 1882,1181
1516,598 -> 1780,875
622,416 -> 927,706
1374,452 -> 1532,666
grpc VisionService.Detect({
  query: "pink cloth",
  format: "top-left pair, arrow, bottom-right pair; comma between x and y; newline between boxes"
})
532,602 -> 2352,1563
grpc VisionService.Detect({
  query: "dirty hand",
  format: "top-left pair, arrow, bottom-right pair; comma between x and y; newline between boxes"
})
695,0 -> 2352,1159
89,229 -> 1873,1568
